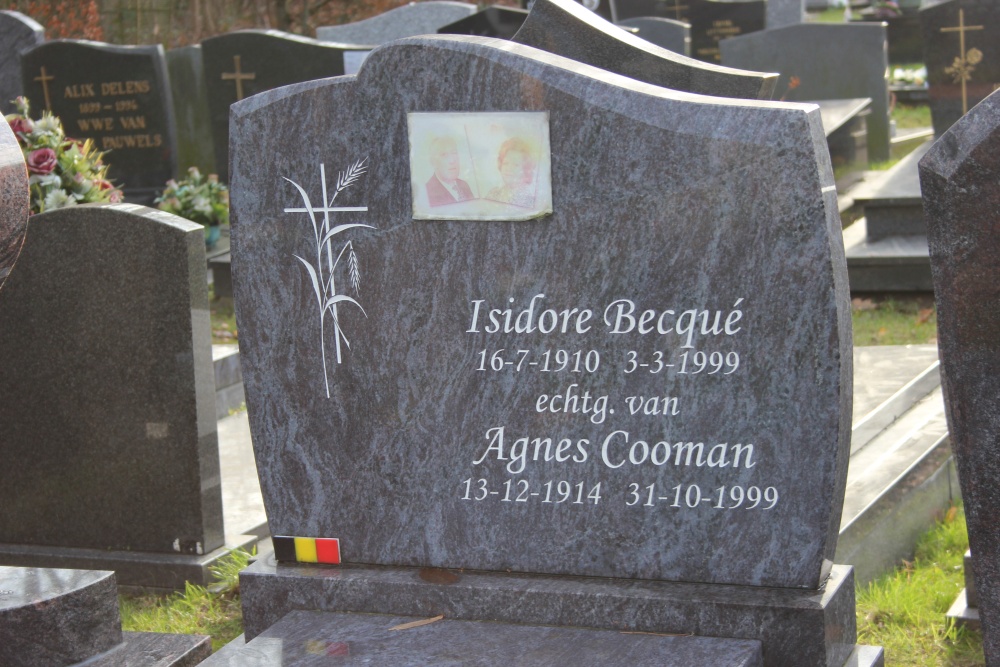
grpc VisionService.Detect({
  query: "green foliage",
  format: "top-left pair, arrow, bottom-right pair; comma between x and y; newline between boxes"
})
156,166 -> 229,227
852,295 -> 937,346
892,104 -> 933,130
857,506 -> 985,666
119,549 -> 251,651
5,96 -> 123,214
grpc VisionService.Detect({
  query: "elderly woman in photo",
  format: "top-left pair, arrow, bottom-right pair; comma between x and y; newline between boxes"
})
485,137 -> 537,208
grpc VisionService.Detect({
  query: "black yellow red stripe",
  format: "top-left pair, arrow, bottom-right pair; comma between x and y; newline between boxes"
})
273,536 -> 341,564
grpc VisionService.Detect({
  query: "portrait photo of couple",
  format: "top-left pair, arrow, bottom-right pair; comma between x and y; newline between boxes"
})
408,112 -> 553,221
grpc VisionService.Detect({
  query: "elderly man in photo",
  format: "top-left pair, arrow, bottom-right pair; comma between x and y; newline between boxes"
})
426,136 -> 474,206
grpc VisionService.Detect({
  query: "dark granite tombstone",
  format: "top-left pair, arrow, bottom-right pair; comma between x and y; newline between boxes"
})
854,8 -> 923,65
224,33 -> 880,666
512,0 -> 776,100
166,45 -> 215,174
721,23 -> 891,162
0,118 -> 27,290
0,566 -> 211,667
920,87 -> 1000,666
438,6 -> 529,39
616,16 -> 690,56
202,30 -> 370,182
919,0 -> 1000,137
613,0 -> 766,63
19,40 -> 177,204
316,1 -> 477,44
0,203 -> 253,589
0,10 -> 44,116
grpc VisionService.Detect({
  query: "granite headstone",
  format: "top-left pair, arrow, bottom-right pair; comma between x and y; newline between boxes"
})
721,23 -> 891,162
614,0 -> 767,63
438,6 -> 529,40
0,117 -> 27,291
0,203 -> 236,588
616,16 -> 691,56
19,40 -> 178,203
854,8 -> 923,65
815,98 -> 871,192
0,11 -> 44,116
166,45 -> 215,174
0,566 -> 211,667
512,0 -> 776,100
316,1 -> 477,44
202,30 -> 370,182
920,87 -> 1000,666
225,33 -> 880,667
919,0 -> 1000,137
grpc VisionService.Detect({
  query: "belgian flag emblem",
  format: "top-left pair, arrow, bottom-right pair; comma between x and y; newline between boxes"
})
273,536 -> 341,564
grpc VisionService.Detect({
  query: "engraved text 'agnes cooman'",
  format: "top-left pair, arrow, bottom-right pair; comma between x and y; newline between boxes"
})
461,293 -> 772,511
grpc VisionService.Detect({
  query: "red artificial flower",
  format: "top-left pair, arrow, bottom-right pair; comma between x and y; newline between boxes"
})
26,147 -> 58,175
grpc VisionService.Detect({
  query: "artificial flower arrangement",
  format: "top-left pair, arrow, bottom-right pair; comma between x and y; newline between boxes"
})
156,167 -> 229,247
5,96 -> 123,213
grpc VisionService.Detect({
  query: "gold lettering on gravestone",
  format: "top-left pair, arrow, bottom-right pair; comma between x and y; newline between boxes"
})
59,77 -> 161,150
33,66 -> 54,111
940,8 -> 984,115
221,55 -> 256,101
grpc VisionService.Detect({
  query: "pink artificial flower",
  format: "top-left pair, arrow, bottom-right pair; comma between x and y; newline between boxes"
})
108,190 -> 123,203
26,147 -> 57,175
94,179 -> 113,191
8,116 -> 33,137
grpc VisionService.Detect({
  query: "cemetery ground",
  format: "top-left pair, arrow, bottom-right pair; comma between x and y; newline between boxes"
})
116,507 -> 983,666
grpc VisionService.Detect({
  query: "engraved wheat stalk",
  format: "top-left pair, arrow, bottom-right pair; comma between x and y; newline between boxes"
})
286,158 -> 372,397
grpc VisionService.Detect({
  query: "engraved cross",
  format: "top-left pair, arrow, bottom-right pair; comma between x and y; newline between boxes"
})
33,66 -> 54,111
940,8 -> 984,114
221,55 -> 256,101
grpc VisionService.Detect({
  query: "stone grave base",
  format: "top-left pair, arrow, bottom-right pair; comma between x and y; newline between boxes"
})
0,566 -> 211,667
201,609 -> 765,666
947,550 -> 981,631
239,556 -> 883,667
843,219 -> 931,292
0,535 -> 257,591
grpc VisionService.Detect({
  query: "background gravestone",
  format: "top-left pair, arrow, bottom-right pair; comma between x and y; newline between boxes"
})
0,10 -> 44,116
166,45 -> 215,174
721,23 -> 891,162
0,118 -> 27,291
202,30 -> 369,182
0,203 -> 237,588
224,33 -> 879,666
438,6 -> 529,39
617,16 -> 690,56
767,0 -> 804,28
512,0 -> 776,101
19,40 -> 177,203
614,0 -> 766,63
316,1 -> 477,44
919,0 -> 1000,137
920,87 -> 1000,666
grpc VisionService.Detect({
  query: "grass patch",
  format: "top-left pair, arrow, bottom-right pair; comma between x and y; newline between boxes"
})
851,294 -> 937,346
809,7 -> 847,22
857,505 -> 984,666
893,104 -> 932,130
120,549 -> 250,651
